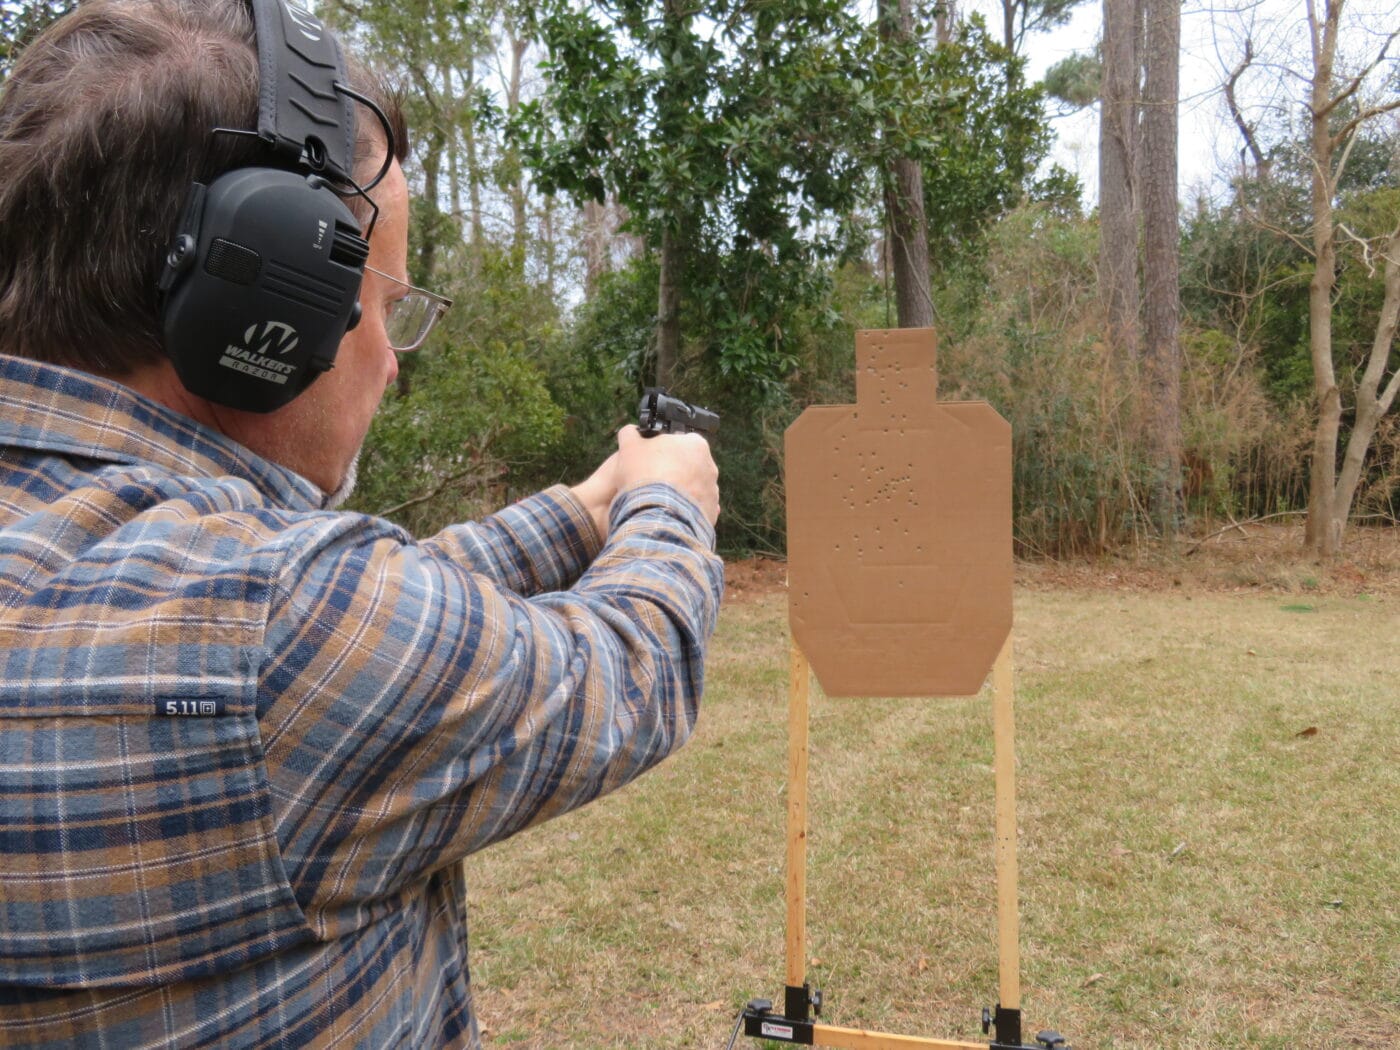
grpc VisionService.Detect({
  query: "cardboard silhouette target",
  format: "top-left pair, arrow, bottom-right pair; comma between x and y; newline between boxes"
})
786,327 -> 1012,697
737,329 -> 1068,1048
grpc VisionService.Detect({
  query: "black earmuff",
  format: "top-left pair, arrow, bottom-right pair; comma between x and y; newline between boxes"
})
158,0 -> 368,413
158,170 -> 366,411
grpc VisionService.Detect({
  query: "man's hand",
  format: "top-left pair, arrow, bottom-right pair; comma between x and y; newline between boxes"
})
614,424 -> 720,527
570,450 -> 620,543
571,426 -> 720,542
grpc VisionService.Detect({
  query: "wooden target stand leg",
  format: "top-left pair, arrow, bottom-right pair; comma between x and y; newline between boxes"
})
739,637 -> 1061,1050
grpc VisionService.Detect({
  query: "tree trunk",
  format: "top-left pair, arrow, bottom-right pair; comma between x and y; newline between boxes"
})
883,160 -> 934,328
879,0 -> 934,329
1098,0 -> 1141,364
506,29 -> 529,261
396,122 -> 443,400
1000,0 -> 1016,52
656,226 -> 682,388
416,127 -> 443,284
462,62 -> 484,270
1140,0 -> 1181,533
444,65 -> 463,237
1336,225 -> 1400,507
937,0 -> 957,45
651,0 -> 689,389
542,194 -> 557,301
584,199 -> 608,299
1304,0 -> 1342,556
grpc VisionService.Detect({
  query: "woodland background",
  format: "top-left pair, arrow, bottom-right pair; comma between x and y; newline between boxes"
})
3,0 -> 1398,560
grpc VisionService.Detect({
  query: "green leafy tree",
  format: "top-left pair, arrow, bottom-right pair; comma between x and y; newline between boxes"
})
324,0 -> 582,528
348,245 -> 566,534
920,16 -> 1065,261
517,0 -> 936,391
1042,47 -> 1100,109
519,0 -> 1059,387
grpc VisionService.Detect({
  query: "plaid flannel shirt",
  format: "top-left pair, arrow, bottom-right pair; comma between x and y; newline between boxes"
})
0,355 -> 723,1048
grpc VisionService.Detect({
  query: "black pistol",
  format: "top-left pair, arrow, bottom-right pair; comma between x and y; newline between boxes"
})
637,387 -> 720,438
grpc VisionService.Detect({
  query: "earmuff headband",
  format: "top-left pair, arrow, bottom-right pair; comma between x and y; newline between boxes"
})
250,0 -> 357,181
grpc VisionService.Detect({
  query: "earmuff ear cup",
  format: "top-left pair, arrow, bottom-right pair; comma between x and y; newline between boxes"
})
160,168 -> 368,413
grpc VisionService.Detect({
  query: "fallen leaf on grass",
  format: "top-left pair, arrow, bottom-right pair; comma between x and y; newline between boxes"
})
1295,726 -> 1319,738
1082,973 -> 1108,988
917,956 -> 929,973
702,1000 -> 727,1011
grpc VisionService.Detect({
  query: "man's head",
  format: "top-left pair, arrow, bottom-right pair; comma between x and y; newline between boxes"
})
0,0 -> 413,499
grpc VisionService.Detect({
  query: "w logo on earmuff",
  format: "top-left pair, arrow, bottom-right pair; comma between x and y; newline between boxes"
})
218,320 -> 303,388
244,321 -> 300,356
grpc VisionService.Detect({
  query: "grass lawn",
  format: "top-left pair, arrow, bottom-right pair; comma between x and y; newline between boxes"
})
465,538 -> 1399,1049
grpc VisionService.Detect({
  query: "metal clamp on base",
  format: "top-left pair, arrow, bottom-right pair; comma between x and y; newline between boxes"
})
737,985 -> 823,1045
741,999 -> 814,1045
983,1005 -> 1070,1050
786,983 -> 822,1022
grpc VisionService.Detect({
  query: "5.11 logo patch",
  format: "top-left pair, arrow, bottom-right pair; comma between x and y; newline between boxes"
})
156,699 -> 226,716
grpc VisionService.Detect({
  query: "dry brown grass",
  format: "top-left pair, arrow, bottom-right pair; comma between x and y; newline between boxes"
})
465,531 -> 1400,1049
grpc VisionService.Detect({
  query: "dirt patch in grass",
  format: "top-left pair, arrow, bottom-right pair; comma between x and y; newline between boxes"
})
721,554 -> 787,603
725,523 -> 1400,602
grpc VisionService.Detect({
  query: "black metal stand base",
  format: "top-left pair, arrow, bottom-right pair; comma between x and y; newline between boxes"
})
733,998 -> 1070,1050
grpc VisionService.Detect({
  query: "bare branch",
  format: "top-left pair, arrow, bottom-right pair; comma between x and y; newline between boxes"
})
1225,38 -> 1271,176
1361,225 -> 1400,414
1319,30 -> 1400,174
1317,27 -> 1400,122
1377,226 -> 1400,417
1317,68 -> 1364,120
1184,510 -> 1309,555
375,460 -> 502,519
1380,363 -> 1400,417
1305,0 -> 1326,95
1332,97 -> 1400,150
1336,221 -> 1395,277
1238,198 -> 1316,255
1337,223 -> 1374,274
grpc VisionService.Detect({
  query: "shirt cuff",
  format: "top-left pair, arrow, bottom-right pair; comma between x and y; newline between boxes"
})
510,484 -> 604,592
608,482 -> 717,551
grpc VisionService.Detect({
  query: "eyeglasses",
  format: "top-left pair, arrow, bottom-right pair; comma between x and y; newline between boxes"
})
364,264 -> 453,352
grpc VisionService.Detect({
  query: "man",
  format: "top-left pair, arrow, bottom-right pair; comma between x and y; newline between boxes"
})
0,2 -> 722,1047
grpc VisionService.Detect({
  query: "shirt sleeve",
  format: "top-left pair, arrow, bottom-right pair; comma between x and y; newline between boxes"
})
414,484 -> 603,596
256,482 -> 722,939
